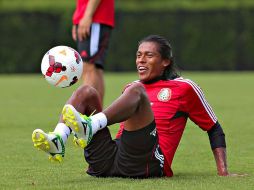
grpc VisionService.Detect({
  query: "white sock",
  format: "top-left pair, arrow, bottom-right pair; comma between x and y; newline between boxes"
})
53,123 -> 71,143
90,112 -> 107,135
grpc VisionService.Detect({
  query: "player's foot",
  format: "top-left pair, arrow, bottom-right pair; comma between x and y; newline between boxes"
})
62,104 -> 93,148
32,129 -> 65,162
72,132 -> 87,149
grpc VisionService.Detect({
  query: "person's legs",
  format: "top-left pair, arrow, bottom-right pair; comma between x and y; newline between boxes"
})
62,84 -> 102,117
32,85 -> 102,161
82,63 -> 104,104
62,85 -> 117,176
62,82 -> 164,177
63,82 -> 154,145
77,23 -> 111,104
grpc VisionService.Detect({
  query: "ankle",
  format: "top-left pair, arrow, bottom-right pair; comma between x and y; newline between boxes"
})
90,112 -> 107,134
53,123 -> 71,143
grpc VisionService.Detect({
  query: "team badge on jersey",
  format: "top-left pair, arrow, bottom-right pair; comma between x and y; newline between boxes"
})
157,88 -> 171,102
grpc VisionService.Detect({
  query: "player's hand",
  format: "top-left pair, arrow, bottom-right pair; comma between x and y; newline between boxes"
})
72,25 -> 77,41
78,16 -> 92,41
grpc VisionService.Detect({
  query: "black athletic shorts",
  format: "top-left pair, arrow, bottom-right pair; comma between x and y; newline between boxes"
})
84,120 -> 164,178
76,23 -> 112,69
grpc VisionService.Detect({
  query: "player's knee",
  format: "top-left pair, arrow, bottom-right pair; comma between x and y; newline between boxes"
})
126,82 -> 146,97
73,85 -> 99,100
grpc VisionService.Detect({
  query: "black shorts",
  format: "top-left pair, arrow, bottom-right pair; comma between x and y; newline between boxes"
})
84,121 -> 164,178
76,23 -> 112,69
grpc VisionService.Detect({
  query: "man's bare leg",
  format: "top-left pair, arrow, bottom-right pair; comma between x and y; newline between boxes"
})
62,82 -> 154,145
32,85 -> 102,161
82,63 -> 104,105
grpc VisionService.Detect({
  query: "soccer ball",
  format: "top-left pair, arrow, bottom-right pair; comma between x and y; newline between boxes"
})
41,46 -> 83,88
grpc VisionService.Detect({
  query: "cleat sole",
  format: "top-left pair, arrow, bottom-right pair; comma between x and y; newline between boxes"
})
32,131 -> 50,151
73,136 -> 87,149
62,105 -> 81,134
62,104 -> 92,148
32,129 -> 65,163
49,155 -> 63,163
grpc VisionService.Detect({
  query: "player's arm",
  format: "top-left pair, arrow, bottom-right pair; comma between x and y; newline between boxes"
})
78,0 -> 101,41
208,123 -> 247,177
182,79 -> 247,177
207,122 -> 228,176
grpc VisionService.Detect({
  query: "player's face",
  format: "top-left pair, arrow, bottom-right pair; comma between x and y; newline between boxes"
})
136,42 -> 170,82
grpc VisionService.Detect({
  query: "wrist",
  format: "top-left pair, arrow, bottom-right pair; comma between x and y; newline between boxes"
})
84,13 -> 93,20
218,169 -> 229,176
213,147 -> 229,176
80,15 -> 93,25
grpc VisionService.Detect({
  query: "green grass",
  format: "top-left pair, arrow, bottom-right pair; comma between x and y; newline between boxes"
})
0,72 -> 253,190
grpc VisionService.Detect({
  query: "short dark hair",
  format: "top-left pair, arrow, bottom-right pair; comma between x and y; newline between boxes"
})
138,35 -> 180,79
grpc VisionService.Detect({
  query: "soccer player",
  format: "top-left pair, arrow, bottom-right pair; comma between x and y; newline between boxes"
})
32,35 -> 233,177
72,0 -> 114,103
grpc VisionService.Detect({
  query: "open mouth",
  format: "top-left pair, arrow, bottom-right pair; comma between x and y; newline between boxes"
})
138,66 -> 147,74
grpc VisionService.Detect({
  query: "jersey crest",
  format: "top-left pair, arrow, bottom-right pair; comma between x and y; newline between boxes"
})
157,88 -> 171,102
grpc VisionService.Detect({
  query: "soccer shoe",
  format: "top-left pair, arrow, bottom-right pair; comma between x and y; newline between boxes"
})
32,129 -> 65,162
72,132 -> 87,149
62,104 -> 93,148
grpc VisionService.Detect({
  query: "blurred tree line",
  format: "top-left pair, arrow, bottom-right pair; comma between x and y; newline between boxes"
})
0,0 -> 254,73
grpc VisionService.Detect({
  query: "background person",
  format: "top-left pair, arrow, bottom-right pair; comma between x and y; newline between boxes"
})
72,0 -> 115,103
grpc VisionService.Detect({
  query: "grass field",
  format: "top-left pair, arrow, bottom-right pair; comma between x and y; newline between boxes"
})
0,72 -> 253,190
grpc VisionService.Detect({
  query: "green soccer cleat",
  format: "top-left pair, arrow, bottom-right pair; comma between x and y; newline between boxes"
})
62,104 -> 93,148
32,129 -> 65,162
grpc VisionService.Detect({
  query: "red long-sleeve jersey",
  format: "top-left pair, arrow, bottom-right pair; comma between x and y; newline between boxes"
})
116,78 -> 217,177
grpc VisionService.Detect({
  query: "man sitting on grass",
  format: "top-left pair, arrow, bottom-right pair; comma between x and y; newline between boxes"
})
32,35 -> 238,177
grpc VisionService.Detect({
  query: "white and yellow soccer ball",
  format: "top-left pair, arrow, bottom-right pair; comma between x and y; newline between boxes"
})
41,46 -> 83,88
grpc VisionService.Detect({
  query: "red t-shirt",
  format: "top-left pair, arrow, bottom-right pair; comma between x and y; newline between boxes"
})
72,0 -> 115,27
116,78 -> 217,177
